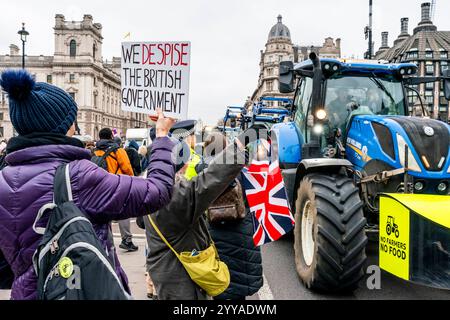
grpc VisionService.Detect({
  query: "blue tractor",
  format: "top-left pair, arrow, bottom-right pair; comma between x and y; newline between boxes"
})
271,53 -> 450,292
249,97 -> 292,127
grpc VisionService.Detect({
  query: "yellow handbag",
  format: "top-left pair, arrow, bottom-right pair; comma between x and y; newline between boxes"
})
147,215 -> 230,297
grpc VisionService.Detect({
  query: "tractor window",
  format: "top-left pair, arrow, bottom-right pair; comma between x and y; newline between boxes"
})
294,77 -> 313,137
325,76 -> 406,131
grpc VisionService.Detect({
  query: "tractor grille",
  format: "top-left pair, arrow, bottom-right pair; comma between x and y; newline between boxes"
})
392,117 -> 449,172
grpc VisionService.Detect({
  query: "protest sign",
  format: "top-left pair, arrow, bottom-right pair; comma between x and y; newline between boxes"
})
121,41 -> 191,119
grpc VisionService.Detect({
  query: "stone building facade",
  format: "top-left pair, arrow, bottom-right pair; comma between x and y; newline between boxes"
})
374,2 -> 450,120
250,15 -> 341,107
0,14 -> 149,140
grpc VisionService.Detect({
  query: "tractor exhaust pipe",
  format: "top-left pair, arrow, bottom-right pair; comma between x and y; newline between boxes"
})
308,51 -> 324,152
310,52 -> 321,69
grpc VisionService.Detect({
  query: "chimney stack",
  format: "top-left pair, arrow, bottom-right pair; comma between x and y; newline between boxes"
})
400,18 -> 409,35
421,2 -> 431,22
414,2 -> 436,34
381,32 -> 389,48
335,38 -> 341,50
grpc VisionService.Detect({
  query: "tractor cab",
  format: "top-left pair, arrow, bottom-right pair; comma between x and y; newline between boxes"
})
284,56 -> 419,158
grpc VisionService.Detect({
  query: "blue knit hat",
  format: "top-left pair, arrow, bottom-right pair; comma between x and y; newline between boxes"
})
0,69 -> 77,135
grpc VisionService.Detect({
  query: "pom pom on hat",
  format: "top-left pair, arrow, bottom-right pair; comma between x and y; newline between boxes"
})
0,69 -> 35,101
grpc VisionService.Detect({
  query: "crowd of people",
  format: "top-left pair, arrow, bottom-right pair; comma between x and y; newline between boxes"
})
0,68 -> 263,300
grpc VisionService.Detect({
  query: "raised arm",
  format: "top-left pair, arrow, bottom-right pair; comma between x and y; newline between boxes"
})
72,109 -> 176,222
165,142 -> 246,226
72,136 -> 175,222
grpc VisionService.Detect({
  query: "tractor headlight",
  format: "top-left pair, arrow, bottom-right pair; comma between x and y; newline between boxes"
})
313,124 -> 324,135
396,134 -> 422,172
316,109 -> 327,120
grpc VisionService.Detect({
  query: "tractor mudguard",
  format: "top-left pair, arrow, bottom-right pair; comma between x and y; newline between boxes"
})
379,194 -> 450,289
284,158 -> 354,209
297,158 -> 353,176
271,122 -> 302,168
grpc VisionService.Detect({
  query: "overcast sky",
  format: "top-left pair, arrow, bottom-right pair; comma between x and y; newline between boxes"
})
1,0 -> 450,124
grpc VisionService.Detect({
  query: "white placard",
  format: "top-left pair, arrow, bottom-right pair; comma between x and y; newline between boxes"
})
121,41 -> 191,119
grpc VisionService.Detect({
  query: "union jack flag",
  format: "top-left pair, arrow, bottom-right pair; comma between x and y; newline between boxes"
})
242,159 -> 295,246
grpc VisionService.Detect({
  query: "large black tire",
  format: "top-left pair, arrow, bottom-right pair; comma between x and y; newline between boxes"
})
293,173 -> 368,292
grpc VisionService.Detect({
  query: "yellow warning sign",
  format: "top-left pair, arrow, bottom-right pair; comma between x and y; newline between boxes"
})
379,196 -> 410,280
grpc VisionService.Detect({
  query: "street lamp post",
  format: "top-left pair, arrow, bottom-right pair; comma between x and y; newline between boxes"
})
17,23 -> 29,69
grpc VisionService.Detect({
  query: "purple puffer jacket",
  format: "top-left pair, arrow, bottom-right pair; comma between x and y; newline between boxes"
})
0,137 -> 175,300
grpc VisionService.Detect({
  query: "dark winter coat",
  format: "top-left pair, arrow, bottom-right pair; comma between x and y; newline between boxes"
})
126,147 -> 142,176
0,133 -> 175,300
208,174 -> 263,300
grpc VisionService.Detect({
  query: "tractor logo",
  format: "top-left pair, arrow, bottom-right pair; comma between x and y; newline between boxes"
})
386,216 -> 400,238
423,126 -> 434,137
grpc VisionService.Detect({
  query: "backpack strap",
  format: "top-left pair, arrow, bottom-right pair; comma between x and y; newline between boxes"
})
31,164 -> 71,235
97,146 -> 120,173
54,163 -> 73,205
102,146 -> 119,161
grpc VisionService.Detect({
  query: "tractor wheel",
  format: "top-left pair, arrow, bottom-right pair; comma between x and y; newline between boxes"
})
293,173 -> 368,292
386,224 -> 392,236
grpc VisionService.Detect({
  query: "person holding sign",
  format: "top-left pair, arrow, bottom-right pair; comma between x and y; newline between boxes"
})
0,69 -> 176,300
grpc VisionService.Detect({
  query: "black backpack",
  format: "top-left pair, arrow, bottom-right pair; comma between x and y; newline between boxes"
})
33,164 -> 130,300
91,146 -> 119,172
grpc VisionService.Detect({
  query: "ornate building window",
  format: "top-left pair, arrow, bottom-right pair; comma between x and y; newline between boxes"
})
46,75 -> 52,84
440,51 -> 448,59
70,40 -> 77,57
425,91 -> 434,104
266,80 -> 273,91
93,43 -> 97,60
407,51 -> 418,59
441,61 -> 448,75
425,63 -> 434,75
425,51 -> 433,59
69,92 -> 76,101
69,73 -> 75,83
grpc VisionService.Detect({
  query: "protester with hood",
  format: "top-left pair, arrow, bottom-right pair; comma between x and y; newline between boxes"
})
144,128 -> 252,300
138,145 -> 150,172
204,132 -> 263,300
0,69 -> 176,300
126,140 -> 142,177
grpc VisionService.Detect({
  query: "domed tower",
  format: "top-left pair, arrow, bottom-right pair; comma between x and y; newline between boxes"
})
251,15 -> 295,107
